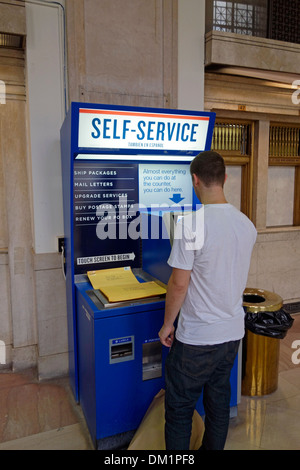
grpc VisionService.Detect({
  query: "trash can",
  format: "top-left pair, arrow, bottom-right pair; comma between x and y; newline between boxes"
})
242,288 -> 293,396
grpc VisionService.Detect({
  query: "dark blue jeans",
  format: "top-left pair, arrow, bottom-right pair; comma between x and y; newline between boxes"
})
164,338 -> 240,450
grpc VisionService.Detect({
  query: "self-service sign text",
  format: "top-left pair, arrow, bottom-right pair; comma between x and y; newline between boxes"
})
78,108 -> 210,152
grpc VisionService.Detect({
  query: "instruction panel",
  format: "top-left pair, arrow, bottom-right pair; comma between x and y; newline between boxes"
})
73,160 -> 141,273
139,163 -> 193,208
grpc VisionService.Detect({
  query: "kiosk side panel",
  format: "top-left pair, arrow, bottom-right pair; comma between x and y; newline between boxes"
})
60,107 -> 79,400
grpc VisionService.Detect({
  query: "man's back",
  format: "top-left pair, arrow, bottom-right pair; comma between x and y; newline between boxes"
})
168,203 -> 257,345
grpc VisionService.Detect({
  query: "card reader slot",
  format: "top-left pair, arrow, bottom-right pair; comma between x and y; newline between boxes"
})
109,336 -> 135,364
111,343 -> 133,360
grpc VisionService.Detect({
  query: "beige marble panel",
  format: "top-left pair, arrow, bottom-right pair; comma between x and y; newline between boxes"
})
66,0 -> 177,107
12,345 -> 37,370
34,252 -> 69,378
65,0 -> 86,103
38,352 -> 69,380
255,231 -> 300,300
0,260 -> 11,345
246,241 -> 259,289
35,258 -> 68,358
0,253 -> 12,369
84,0 -> 164,94
266,166 -> 295,227
224,166 -> 241,210
0,146 -> 7,247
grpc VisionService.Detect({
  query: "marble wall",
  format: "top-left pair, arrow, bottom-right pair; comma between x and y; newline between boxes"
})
0,45 -> 37,370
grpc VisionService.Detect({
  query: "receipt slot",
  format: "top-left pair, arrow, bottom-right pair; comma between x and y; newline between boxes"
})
60,103 -> 218,448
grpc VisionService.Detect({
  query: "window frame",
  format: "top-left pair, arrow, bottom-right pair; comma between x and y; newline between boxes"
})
211,118 -> 254,219
269,122 -> 300,226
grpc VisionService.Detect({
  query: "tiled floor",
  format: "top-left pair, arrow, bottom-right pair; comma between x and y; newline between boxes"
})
225,313 -> 300,450
0,314 -> 299,450
0,369 -> 94,450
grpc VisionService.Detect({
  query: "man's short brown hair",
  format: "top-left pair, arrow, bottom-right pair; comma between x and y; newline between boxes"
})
190,151 -> 225,187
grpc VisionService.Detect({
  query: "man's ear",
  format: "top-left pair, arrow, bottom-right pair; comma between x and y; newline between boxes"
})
192,173 -> 200,187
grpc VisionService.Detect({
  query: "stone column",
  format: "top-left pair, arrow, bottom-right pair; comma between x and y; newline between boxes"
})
252,120 -> 270,230
0,94 -> 37,369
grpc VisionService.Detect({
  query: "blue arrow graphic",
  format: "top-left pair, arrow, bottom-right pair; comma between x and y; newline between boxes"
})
169,193 -> 185,204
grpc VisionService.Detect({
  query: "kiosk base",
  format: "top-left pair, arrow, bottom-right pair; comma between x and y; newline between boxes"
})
75,273 -> 168,447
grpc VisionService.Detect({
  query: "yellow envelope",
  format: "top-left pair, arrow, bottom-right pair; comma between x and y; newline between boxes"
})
87,266 -> 138,290
100,281 -> 166,302
87,267 -> 166,302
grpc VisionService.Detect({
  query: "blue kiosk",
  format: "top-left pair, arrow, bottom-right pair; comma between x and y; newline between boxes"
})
60,103 -> 238,449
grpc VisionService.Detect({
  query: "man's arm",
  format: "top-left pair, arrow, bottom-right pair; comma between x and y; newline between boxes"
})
158,267 -> 191,347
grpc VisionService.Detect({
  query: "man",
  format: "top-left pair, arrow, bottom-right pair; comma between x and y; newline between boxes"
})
159,151 -> 257,450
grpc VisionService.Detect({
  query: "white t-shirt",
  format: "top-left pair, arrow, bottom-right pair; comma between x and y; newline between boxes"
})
168,204 -> 257,345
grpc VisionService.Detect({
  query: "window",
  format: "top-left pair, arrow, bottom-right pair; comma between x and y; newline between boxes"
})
0,33 -> 25,49
267,124 -> 300,227
211,119 -> 253,218
210,0 -> 300,44
269,125 -> 300,163
269,0 -> 300,44
212,0 -> 268,37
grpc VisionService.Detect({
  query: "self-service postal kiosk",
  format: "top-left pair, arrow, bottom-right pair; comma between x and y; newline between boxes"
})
60,103 -> 239,449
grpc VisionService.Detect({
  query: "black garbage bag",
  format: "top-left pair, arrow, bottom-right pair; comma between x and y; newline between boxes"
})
245,308 -> 294,339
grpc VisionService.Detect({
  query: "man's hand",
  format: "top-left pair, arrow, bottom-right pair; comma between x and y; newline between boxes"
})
159,324 -> 175,348
158,268 -> 191,348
